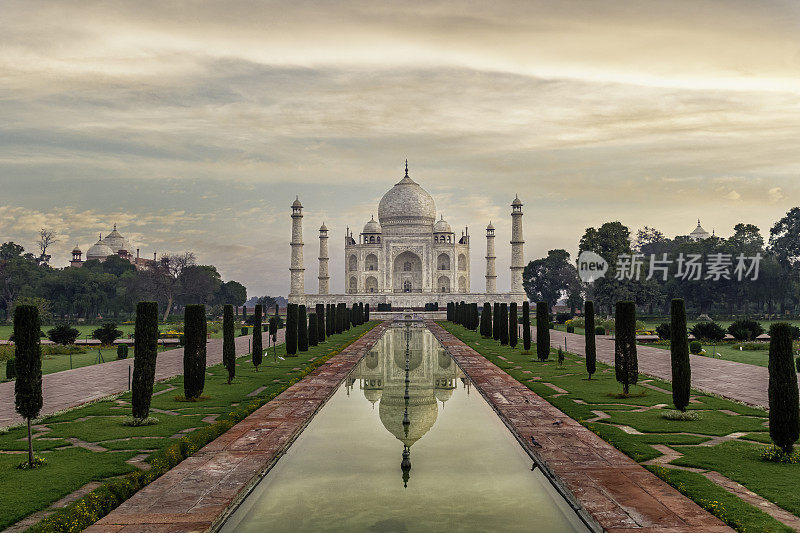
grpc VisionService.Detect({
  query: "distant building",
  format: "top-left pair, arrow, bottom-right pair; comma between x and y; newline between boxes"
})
69,225 -> 157,270
687,219 -> 712,241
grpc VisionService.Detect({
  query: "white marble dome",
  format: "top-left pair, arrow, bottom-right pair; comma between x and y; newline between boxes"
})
433,216 -> 452,234
86,236 -> 114,260
363,215 -> 382,234
101,226 -> 129,253
378,171 -> 436,229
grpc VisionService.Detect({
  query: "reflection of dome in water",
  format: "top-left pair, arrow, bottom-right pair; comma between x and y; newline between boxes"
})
364,388 -> 382,404
438,351 -> 452,369
378,393 -> 438,447
435,388 -> 453,403
393,349 -> 422,372
365,351 -> 379,370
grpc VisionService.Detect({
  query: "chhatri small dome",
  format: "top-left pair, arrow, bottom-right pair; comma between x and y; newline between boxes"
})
377,162 -> 436,228
689,219 -> 711,241
72,244 -> 81,254
433,215 -> 452,234
512,194 -> 522,207
291,196 -> 302,208
486,221 -> 495,231
319,222 -> 328,232
86,235 -> 114,260
362,215 -> 382,234
102,225 -> 129,253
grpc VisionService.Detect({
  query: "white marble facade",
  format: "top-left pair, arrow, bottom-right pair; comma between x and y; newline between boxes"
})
289,163 -> 525,307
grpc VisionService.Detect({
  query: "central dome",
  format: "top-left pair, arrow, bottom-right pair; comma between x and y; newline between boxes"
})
378,168 -> 436,230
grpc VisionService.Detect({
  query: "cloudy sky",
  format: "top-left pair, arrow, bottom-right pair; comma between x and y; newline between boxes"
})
2,0 -> 799,297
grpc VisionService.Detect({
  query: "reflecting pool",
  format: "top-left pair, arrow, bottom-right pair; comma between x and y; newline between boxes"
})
220,326 -> 588,532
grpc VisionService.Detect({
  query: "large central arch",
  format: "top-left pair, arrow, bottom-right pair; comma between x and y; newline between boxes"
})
393,250 -> 422,292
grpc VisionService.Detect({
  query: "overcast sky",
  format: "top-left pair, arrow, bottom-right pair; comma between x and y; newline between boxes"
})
2,0 -> 799,297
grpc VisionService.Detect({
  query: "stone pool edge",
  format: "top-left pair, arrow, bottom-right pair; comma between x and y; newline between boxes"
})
426,321 -> 732,533
86,321 -> 390,533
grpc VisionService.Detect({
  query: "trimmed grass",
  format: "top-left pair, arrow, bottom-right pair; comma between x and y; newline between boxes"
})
441,322 -> 798,533
0,321 -> 377,530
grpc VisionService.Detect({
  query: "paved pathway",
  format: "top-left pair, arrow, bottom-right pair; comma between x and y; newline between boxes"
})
539,327 -> 800,408
87,322 -> 388,533
430,322 -> 730,532
0,331 -> 285,428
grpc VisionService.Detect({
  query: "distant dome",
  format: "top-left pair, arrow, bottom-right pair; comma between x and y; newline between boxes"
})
363,215 -> 382,234
433,216 -> 452,234
689,219 -> 711,241
86,236 -> 114,260
102,226 -> 129,253
377,165 -> 436,231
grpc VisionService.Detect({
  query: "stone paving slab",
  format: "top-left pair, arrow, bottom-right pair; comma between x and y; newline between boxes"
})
0,331 -> 285,429
542,327 -> 800,408
428,322 -> 731,533
86,322 -> 389,533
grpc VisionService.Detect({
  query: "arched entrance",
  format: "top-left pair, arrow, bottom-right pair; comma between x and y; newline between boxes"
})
393,251 -> 422,293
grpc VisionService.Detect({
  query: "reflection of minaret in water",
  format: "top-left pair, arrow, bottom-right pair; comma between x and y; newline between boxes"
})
401,324 -> 412,488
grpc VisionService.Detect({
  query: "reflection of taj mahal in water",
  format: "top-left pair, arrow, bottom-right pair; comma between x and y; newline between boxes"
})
288,162 -> 526,308
346,327 -> 465,486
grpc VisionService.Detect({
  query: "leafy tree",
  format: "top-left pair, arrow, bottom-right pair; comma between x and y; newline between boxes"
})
655,323 -> 671,340
522,301 -> 531,351
14,304 -> 42,466
145,252 -> 196,320
298,305 -> 308,352
219,281 -> 247,310
223,304 -> 235,384
536,302 -> 549,361
727,319 -> 764,341
0,243 -> 42,320
579,222 -> 633,314
93,322 -> 122,345
132,302 -> 158,421
178,265 -> 222,306
47,324 -> 79,345
509,302 -> 518,348
523,249 -> 580,312
183,304 -> 207,400
670,299 -> 691,412
252,304 -> 263,368
768,323 -> 800,454
584,301 -> 596,378
690,322 -> 726,341
614,301 -> 638,395
101,255 -> 136,277
286,303 -> 298,355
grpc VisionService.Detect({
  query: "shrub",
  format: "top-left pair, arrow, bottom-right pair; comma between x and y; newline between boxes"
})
536,302 -> 549,361
92,322 -> 122,345
566,325 -> 574,333
286,303 -> 298,355
656,322 -> 671,340
768,323 -> 799,454
252,304 -> 263,369
584,301 -> 596,379
241,326 -> 248,336
14,304 -> 43,467
614,301 -> 638,395
662,410 -> 700,421
727,319 -> 764,341
183,304 -> 207,400
761,445 -> 800,464
223,304 -> 235,384
522,301 -> 531,352
738,342 -> 768,351
308,313 -> 319,347
132,302 -> 158,421
690,321 -> 726,341
116,344 -> 128,360
690,341 -> 702,354
555,312 -> 572,324
6,358 -> 16,379
298,305 -> 309,351
670,299 -> 691,412
570,317 -> 586,329
509,303 -> 518,348
47,324 -> 80,345
557,346 -> 564,365
594,326 -> 605,335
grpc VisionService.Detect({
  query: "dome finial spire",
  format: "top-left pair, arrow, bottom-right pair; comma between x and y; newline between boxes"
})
404,159 -> 408,177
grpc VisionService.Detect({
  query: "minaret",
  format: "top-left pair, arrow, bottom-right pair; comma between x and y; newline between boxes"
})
318,222 -> 329,295
289,196 -> 305,302
510,195 -> 525,295
485,222 -> 496,293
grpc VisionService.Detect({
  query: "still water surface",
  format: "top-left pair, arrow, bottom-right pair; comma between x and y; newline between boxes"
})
220,327 -> 587,532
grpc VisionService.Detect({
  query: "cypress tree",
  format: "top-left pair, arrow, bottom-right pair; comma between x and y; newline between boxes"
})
365,303 -> 370,321
183,304 -> 207,400
252,304 -> 263,369
768,323 -> 800,454
536,302 -> 549,361
471,303 -> 478,330
14,305 -> 42,466
353,303 -> 360,326
493,303 -> 500,341
326,304 -> 333,335
298,305 -> 309,351
223,304 -> 236,384
670,299 -> 690,411
584,301 -> 596,379
132,301 -> 158,421
522,301 -> 531,352
286,303 -> 298,355
337,303 -> 345,334
446,302 -> 452,321
509,302 -> 518,348
242,305 -> 247,322
481,303 -> 491,337
499,303 -> 509,345
308,313 -> 319,347
614,301 -> 638,395
316,303 -> 326,342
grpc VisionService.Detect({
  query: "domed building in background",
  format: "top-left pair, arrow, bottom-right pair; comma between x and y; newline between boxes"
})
69,225 -> 157,270
289,162 -> 527,308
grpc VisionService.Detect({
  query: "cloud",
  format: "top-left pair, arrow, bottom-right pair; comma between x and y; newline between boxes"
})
768,187 -> 785,202
723,190 -> 741,200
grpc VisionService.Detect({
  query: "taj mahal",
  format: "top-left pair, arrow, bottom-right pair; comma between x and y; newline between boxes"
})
288,162 -> 526,308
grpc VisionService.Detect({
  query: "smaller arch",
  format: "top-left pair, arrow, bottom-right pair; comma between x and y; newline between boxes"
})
437,253 -> 450,271
349,276 -> 358,293
365,253 -> 378,271
458,253 -> 467,271
365,276 -> 378,293
349,254 -> 358,271
437,275 -> 451,293
377,236 -> 381,243
458,276 -> 467,292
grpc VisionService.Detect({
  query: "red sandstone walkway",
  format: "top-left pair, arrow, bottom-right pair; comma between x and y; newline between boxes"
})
87,322 -> 389,533
430,322 -> 731,533
539,327 -> 800,408
0,331 -> 285,428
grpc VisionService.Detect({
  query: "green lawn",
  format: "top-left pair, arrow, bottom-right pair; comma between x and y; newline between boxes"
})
641,341 -> 775,367
0,321 -> 377,530
0,321 -> 254,341
441,322 -> 799,533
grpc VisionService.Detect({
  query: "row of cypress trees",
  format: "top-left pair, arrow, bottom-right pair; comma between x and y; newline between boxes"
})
284,301 -> 370,355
